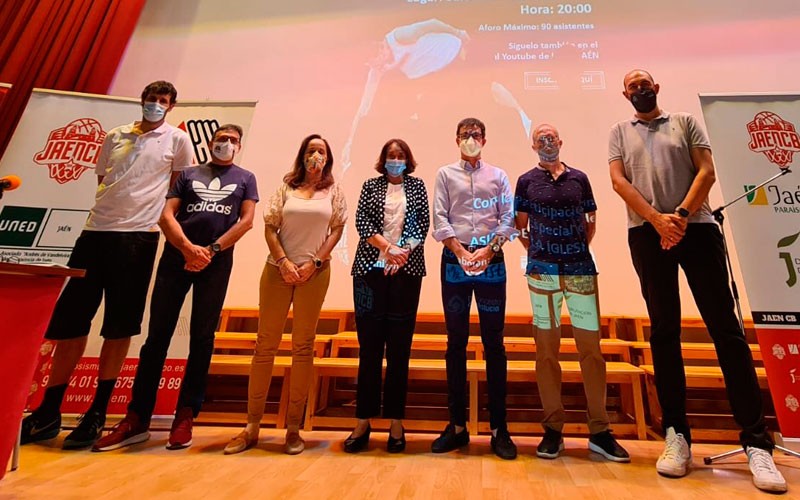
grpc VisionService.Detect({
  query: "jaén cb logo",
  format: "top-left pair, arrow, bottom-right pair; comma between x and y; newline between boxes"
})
747,112 -> 800,169
33,118 -> 106,184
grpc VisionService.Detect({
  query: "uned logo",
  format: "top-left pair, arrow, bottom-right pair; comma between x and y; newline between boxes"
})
33,118 -> 106,184
747,112 -> 800,168
178,119 -> 219,164
0,205 -> 47,247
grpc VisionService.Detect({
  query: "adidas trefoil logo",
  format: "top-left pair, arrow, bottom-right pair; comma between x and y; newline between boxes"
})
187,177 -> 236,215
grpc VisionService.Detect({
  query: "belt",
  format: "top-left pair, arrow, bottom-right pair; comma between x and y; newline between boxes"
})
461,242 -> 484,253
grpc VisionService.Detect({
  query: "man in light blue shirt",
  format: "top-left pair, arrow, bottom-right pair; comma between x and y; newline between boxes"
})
431,117 -> 518,460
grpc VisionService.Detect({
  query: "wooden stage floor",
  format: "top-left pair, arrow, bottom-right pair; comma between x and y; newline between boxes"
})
4,427 -> 799,499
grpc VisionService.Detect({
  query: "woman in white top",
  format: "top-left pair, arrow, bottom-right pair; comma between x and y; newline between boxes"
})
224,134 -> 346,455
343,139 -> 430,453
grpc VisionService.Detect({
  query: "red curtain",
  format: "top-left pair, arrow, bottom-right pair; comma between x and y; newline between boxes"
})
0,0 -> 145,157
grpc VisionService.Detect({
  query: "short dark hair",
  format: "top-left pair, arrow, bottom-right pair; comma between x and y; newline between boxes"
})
283,134 -> 335,190
374,138 -> 417,175
140,81 -> 177,104
214,123 -> 244,141
456,117 -> 486,138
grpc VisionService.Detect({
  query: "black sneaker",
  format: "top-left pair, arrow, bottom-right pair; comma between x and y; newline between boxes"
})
490,428 -> 517,460
431,424 -> 469,453
20,410 -> 61,444
588,430 -> 630,462
63,409 -> 106,449
536,428 -> 564,459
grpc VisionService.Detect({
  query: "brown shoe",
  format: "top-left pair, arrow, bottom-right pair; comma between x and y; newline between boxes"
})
224,430 -> 257,455
285,430 -> 305,455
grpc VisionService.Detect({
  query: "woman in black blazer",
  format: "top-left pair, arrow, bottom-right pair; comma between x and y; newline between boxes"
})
344,138 -> 430,453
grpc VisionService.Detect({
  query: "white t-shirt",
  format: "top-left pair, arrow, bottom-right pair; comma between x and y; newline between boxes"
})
275,191 -> 334,265
382,182 -> 407,246
86,121 -> 193,232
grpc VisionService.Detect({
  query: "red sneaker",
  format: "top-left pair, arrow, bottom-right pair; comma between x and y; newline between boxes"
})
92,412 -> 150,452
167,407 -> 193,450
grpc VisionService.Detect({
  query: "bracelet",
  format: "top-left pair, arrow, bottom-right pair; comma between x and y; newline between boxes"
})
276,256 -> 287,265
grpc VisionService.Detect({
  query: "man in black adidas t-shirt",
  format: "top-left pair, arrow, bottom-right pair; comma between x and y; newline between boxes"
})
94,124 -> 259,451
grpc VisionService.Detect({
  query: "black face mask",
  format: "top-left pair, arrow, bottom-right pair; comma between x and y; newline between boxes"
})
630,88 -> 658,113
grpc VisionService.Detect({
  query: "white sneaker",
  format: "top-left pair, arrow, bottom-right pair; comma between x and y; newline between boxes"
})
656,427 -> 691,477
747,447 -> 788,493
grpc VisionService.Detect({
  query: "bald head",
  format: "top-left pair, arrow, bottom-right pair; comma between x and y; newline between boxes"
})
531,123 -> 562,164
623,69 -> 657,95
532,123 -> 560,142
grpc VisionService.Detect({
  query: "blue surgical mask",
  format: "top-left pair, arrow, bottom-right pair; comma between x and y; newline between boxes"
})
385,159 -> 406,177
142,102 -> 167,123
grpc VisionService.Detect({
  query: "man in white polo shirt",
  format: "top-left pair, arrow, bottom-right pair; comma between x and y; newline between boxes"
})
20,81 -> 193,450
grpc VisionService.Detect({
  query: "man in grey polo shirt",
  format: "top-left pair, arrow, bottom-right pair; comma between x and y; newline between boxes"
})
609,69 -> 786,493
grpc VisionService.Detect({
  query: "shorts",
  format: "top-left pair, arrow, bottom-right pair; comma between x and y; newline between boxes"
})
45,230 -> 159,340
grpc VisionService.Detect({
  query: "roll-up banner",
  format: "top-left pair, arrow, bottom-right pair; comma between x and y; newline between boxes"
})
700,93 -> 800,440
0,89 -> 256,416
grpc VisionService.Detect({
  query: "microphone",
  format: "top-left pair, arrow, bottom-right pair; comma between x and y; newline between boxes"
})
0,175 -> 21,191
0,175 -> 21,199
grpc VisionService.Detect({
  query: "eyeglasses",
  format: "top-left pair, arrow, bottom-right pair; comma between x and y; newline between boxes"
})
215,136 -> 240,145
458,131 -> 484,141
536,135 -> 558,146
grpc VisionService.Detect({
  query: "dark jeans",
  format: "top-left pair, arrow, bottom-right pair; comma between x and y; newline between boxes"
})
629,223 -> 772,450
129,244 -> 233,424
441,247 -> 508,431
353,269 -> 423,419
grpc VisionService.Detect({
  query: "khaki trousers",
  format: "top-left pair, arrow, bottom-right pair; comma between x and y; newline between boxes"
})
247,262 -> 330,428
528,274 -> 609,434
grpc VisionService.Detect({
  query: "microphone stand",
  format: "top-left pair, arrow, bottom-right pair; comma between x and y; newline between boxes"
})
703,167 -> 800,464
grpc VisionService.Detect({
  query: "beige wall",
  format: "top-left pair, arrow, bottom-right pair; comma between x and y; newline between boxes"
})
109,0 -> 800,317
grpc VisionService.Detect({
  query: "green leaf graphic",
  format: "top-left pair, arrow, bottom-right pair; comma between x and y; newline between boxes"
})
778,232 -> 800,248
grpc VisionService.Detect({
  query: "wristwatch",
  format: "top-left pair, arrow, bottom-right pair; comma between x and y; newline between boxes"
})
675,207 -> 690,218
490,242 -> 502,254
313,257 -> 323,269
208,242 -> 221,256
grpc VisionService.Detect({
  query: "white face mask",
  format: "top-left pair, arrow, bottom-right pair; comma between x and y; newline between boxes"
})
142,102 -> 167,123
459,137 -> 482,158
211,141 -> 236,162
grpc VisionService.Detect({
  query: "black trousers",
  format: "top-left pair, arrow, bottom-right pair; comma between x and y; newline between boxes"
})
129,245 -> 233,424
629,223 -> 772,450
440,247 -> 508,431
353,269 -> 422,419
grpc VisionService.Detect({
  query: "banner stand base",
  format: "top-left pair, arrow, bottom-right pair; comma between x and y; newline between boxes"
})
775,432 -> 800,455
703,439 -> 800,465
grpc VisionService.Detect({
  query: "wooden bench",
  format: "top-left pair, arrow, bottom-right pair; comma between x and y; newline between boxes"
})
630,317 -> 756,342
639,364 -> 769,441
416,313 -> 620,338
499,360 -> 646,439
218,307 -> 351,333
214,332 -> 333,358
205,355 -> 293,428
303,357 -> 646,438
629,341 -> 762,365
329,331 -> 632,362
